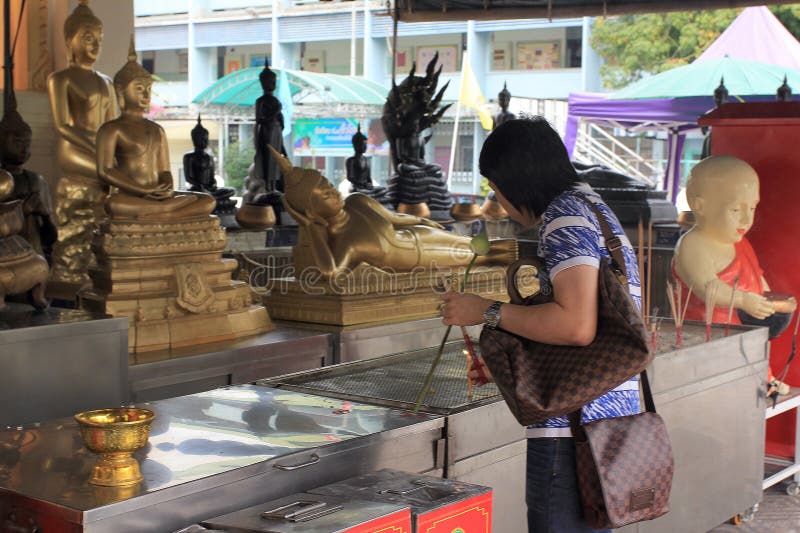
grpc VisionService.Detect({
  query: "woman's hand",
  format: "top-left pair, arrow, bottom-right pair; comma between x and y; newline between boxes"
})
440,292 -> 492,326
468,357 -> 493,386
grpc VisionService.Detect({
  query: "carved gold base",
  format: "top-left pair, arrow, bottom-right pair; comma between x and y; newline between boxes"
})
83,217 -> 274,353
263,265 -> 510,326
50,174 -> 108,294
89,453 -> 142,487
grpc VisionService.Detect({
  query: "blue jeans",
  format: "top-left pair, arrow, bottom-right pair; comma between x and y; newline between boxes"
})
526,438 -> 610,533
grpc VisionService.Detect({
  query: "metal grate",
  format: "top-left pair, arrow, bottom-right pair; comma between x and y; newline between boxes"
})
279,343 -> 500,412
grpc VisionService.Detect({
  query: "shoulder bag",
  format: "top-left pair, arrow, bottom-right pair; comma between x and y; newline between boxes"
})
570,369 -> 673,529
478,193 -> 651,425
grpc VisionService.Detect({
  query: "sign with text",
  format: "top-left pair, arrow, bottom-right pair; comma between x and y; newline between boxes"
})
293,118 -> 389,157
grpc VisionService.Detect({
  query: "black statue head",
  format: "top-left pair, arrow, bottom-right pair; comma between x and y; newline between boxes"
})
777,75 -> 792,102
714,77 -> 729,108
498,82 -> 511,110
352,123 -> 367,155
0,90 -> 33,167
259,61 -> 277,92
190,115 -> 209,150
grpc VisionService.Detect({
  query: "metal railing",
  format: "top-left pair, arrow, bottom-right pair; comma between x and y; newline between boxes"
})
573,123 -> 661,186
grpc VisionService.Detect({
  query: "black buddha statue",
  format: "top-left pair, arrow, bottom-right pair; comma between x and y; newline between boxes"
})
345,123 -> 391,206
481,82 -> 518,220
183,115 -> 236,216
493,82 -> 516,129
247,62 -> 286,220
0,91 -> 57,261
382,53 -> 453,220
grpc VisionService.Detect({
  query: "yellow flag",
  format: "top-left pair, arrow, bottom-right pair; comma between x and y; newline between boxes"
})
459,54 -> 494,131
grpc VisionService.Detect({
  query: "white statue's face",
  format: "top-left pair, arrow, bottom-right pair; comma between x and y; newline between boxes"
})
694,170 -> 759,244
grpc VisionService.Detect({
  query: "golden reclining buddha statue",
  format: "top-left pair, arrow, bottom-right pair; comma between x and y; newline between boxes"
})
263,147 -> 517,326
80,40 -> 273,353
269,145 -> 516,278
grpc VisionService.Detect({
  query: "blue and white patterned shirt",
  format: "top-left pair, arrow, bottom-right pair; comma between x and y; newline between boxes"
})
527,182 -> 641,438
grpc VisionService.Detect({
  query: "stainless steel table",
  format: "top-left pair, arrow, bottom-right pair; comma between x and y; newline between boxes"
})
277,316 -> 482,364
129,325 -> 333,401
260,341 -> 527,533
0,385 -> 443,532
621,322 -> 770,533
0,305 -> 129,427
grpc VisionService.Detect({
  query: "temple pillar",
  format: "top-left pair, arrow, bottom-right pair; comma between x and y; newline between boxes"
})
363,5 -> 386,84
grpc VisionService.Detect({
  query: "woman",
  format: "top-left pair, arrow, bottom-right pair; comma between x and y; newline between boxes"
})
441,117 -> 642,533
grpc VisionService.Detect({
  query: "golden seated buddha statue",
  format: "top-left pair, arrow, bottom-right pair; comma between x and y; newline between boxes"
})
47,0 -> 118,297
80,40 -> 273,352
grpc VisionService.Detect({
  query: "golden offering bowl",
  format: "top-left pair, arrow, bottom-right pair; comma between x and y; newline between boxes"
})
235,203 -> 276,230
397,202 -> 430,219
74,408 -> 155,487
450,203 -> 483,221
480,198 -> 510,221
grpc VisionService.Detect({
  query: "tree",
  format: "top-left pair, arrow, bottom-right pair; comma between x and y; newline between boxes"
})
591,6 -> 800,90
223,142 -> 255,194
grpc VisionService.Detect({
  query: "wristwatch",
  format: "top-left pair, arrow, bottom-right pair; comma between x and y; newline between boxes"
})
482,301 -> 503,329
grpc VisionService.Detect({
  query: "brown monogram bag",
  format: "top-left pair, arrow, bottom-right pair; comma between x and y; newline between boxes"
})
479,194 -> 651,425
570,370 -> 673,529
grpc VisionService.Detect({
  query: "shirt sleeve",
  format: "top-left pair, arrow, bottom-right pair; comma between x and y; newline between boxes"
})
540,199 -> 601,281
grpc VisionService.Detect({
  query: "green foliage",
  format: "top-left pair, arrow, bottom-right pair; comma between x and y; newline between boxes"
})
772,5 -> 800,39
591,10 -> 737,89
590,5 -> 800,90
223,142 -> 254,194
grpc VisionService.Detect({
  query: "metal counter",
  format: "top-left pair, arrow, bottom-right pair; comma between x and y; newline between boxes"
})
260,341 -> 527,533
0,305 -> 129,427
129,325 -> 333,402
621,322 -> 769,533
277,317 -> 482,364
0,385 -> 443,532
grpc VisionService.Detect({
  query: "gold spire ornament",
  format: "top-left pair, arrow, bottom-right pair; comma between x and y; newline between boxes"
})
80,39 -> 274,352
47,0 -> 118,299
114,36 -> 151,90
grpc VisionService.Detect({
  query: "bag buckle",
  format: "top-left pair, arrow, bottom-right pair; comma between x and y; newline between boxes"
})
606,236 -> 622,253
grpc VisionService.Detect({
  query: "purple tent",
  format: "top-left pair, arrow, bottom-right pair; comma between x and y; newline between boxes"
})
696,7 -> 800,70
563,93 -> 715,201
563,93 -> 797,202
564,7 -> 800,203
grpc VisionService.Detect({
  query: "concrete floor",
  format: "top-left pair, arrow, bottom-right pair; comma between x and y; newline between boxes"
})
709,477 -> 800,533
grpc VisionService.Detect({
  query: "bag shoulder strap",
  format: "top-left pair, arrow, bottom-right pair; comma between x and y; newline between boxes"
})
571,192 -> 628,285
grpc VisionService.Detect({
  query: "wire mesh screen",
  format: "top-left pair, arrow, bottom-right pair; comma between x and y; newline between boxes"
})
279,343 -> 500,412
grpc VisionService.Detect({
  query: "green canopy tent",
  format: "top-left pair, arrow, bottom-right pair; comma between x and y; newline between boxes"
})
193,67 -> 388,119
610,56 -> 800,100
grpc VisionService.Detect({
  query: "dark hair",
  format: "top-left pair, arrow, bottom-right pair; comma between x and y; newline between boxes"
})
479,116 -> 580,218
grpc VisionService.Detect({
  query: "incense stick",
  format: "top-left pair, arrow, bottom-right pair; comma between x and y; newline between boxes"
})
646,219 -> 653,326
637,218 -> 646,324
650,306 -> 660,351
725,277 -> 739,337
681,285 -> 693,327
704,281 -> 720,342
666,279 -> 682,347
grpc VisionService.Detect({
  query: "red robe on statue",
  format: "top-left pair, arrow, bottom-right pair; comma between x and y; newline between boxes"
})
673,237 -> 765,324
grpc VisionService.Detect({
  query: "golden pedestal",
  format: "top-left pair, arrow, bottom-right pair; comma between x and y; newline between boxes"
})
49,174 -> 108,298
81,216 -> 274,353
263,265 -> 510,326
